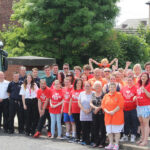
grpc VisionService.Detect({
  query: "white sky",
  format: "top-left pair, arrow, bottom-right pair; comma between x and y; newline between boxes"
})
116,0 -> 149,25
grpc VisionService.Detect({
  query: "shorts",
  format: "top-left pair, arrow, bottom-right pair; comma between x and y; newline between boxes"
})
137,105 -> 150,118
106,124 -> 124,134
63,113 -> 74,122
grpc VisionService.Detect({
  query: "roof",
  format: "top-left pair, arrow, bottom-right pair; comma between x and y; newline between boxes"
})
116,18 -> 149,29
8,56 -> 56,66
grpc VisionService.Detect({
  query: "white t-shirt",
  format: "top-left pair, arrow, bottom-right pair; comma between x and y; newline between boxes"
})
0,80 -> 9,99
78,91 -> 94,121
20,84 -> 38,99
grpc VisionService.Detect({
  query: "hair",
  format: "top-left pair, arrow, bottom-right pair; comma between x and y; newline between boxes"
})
74,78 -> 83,90
127,75 -> 134,80
118,68 -> 124,73
64,77 -> 71,82
13,71 -> 19,75
20,66 -> 26,70
101,58 -> 109,64
133,64 -> 142,73
52,64 -> 58,67
144,62 -> 150,69
74,66 -> 82,72
138,72 -> 149,87
23,74 -> 35,90
32,68 -> 38,72
44,65 -> 50,70
83,64 -> 91,71
66,72 -> 74,84
40,79 -> 46,83
59,72 -> 65,86
81,73 -> 88,80
108,82 -> 117,88
63,63 -> 69,67
93,81 -> 102,89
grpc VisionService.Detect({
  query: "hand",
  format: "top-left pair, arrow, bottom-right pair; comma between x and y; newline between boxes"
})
133,96 -> 137,102
94,107 -> 101,114
126,61 -> 131,66
51,104 -> 56,108
41,109 -> 45,115
23,104 -> 27,110
89,58 -> 92,62
141,86 -> 145,92
68,111 -> 72,116
0,99 -> 3,103
109,110 -> 115,115
114,58 -> 118,61
112,65 -> 117,71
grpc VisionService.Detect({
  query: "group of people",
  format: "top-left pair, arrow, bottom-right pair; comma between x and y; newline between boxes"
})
0,57 -> 150,150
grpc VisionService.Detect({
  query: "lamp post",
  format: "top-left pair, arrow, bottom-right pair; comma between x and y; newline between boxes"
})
146,1 -> 150,27
0,41 -> 3,71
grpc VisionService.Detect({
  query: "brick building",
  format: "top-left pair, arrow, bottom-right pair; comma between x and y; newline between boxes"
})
0,0 -> 19,29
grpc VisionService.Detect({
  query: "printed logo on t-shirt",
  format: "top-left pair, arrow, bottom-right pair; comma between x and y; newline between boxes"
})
72,92 -> 79,99
40,93 -> 46,101
64,92 -> 70,99
123,90 -> 134,99
52,93 -> 62,100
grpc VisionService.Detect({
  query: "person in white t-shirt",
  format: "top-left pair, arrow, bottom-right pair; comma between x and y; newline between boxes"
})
20,74 -> 38,136
0,71 -> 9,132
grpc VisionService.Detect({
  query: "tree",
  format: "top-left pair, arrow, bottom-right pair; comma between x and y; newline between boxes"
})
0,0 -> 119,67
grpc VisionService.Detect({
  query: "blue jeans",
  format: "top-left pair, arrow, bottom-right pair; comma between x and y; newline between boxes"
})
50,113 -> 62,137
124,109 -> 138,136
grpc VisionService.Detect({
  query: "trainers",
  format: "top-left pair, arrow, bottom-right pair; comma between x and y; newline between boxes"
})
105,144 -> 114,149
120,134 -> 128,142
63,135 -> 70,140
130,134 -> 136,143
68,137 -> 76,143
47,131 -> 51,137
33,131 -> 41,138
113,144 -> 119,150
81,141 -> 87,146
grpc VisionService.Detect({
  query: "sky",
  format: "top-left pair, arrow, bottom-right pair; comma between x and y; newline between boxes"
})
116,0 -> 149,25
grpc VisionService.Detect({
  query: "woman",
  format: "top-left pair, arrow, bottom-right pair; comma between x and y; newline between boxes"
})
20,74 -> 38,136
66,72 -> 75,85
133,64 -> 142,78
78,81 -> 94,145
68,78 -> 84,142
102,83 -> 124,150
90,81 -> 106,148
134,72 -> 150,146
49,80 -> 64,139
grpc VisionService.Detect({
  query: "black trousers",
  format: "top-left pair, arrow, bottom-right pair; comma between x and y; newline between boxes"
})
81,121 -> 92,144
92,113 -> 106,146
0,99 -> 9,131
8,99 -> 24,132
25,98 -> 39,134
37,109 -> 50,132
72,113 -> 82,140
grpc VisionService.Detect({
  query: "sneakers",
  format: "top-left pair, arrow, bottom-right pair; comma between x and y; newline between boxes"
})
63,136 -> 70,140
47,131 -> 51,137
120,134 -> 128,142
105,144 -> 114,149
112,144 -> 119,150
68,137 -> 76,143
33,131 -> 41,138
130,134 -> 136,143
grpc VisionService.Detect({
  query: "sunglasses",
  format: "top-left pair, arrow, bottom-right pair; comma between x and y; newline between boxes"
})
63,68 -> 69,70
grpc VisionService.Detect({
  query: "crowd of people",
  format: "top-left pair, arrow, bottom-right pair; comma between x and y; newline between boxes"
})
0,57 -> 150,150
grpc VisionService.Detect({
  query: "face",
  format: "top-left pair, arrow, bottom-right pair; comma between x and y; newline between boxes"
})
115,73 -> 121,81
127,71 -> 134,77
44,68 -> 51,76
104,71 -> 110,77
40,81 -> 47,89
55,81 -> 61,89
84,82 -> 91,92
134,66 -> 141,75
145,65 -> 150,74
83,69 -> 90,75
27,75 -> 32,83
63,65 -> 69,74
13,74 -> 19,82
94,84 -> 102,92
102,61 -> 108,66
110,76 -> 116,83
127,78 -> 133,85
141,74 -> 148,83
74,69 -> 81,76
32,70 -> 38,77
0,72 -> 4,82
53,66 -> 58,74
81,74 -> 87,82
94,70 -> 101,79
109,84 -> 116,93
76,80 -> 82,90
64,80 -> 71,87
20,69 -> 26,76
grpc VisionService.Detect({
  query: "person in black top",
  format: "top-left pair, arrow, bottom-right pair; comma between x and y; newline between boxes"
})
90,81 -> 106,148
32,68 -> 40,88
19,66 -> 27,84
7,72 -> 24,134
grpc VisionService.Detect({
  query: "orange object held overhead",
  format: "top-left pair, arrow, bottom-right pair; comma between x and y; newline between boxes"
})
98,63 -> 110,68
101,92 -> 124,125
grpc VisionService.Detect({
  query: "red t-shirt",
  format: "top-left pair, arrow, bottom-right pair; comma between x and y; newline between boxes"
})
136,84 -> 150,106
49,89 -> 64,114
121,85 -> 137,111
71,89 -> 84,113
37,86 -> 50,110
88,74 -> 94,80
62,87 -> 73,113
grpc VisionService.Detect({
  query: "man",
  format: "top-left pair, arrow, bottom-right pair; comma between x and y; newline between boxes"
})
52,64 -> 59,79
32,68 -> 40,88
42,65 -> 56,87
63,63 -> 70,77
7,72 -> 24,134
0,71 -> 9,132
33,79 -> 51,138
19,66 -> 27,84
144,62 -> 150,77
88,68 -> 107,87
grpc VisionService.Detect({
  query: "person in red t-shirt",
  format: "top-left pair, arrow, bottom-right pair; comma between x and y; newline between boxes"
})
49,80 -> 64,139
68,78 -> 84,141
134,72 -> 150,146
62,78 -> 76,141
83,64 -> 94,80
33,79 -> 51,138
120,76 -> 138,143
